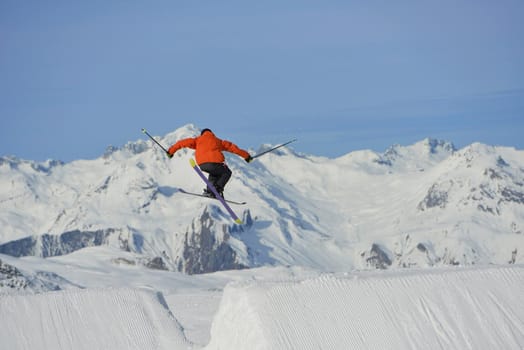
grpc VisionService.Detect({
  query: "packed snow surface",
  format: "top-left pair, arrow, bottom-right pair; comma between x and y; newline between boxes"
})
1,262 -> 523,349
1,126 -> 523,349
207,265 -> 524,350
0,288 -> 190,350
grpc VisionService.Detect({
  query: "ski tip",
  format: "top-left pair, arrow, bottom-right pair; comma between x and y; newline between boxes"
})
141,128 -> 146,133
235,218 -> 243,225
189,158 -> 197,167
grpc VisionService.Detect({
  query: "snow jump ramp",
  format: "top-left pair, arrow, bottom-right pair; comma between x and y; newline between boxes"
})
0,265 -> 523,350
0,288 -> 190,350
206,266 -> 524,350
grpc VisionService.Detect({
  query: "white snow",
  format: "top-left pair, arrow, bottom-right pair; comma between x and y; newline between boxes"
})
206,265 -> 524,350
0,288 -> 190,350
1,254 -> 523,349
1,125 -> 523,270
1,125 -> 524,349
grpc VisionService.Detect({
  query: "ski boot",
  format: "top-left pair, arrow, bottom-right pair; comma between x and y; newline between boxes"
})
202,188 -> 216,198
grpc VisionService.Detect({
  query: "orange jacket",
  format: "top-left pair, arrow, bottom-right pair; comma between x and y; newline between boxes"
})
168,130 -> 250,165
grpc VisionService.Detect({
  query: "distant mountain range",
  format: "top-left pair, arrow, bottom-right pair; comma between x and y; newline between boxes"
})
1,124 -> 523,276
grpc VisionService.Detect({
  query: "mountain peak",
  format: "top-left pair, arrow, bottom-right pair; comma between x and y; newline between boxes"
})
1,131 -> 523,275
418,138 -> 456,154
376,138 -> 455,170
103,124 -> 202,160
0,156 -> 63,174
162,124 -> 201,145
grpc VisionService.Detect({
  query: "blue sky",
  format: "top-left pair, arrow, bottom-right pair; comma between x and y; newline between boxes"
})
1,0 -> 523,162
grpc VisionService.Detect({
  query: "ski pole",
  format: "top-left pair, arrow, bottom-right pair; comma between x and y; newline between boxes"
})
141,128 -> 170,154
252,138 -> 297,159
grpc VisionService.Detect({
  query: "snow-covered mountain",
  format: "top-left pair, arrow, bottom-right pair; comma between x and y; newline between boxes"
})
1,124 -> 523,277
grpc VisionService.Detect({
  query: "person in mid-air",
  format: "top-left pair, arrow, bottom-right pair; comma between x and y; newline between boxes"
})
167,128 -> 252,198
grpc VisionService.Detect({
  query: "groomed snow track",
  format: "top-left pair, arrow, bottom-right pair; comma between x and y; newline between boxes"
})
0,288 -> 190,350
206,266 -> 524,350
1,266 -> 523,349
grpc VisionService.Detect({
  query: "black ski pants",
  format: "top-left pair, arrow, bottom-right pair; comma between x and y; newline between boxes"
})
199,162 -> 232,192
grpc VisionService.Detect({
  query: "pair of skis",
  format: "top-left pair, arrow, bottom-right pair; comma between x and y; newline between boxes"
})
177,188 -> 246,206
187,158 -> 243,224
141,128 -> 296,224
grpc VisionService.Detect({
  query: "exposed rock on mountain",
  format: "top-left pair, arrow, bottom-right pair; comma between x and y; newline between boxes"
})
1,125 -> 523,273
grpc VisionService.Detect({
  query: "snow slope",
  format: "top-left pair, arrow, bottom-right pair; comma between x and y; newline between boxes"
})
1,125 -> 523,349
0,287 -> 190,350
0,125 -> 524,273
206,265 -> 524,350
1,125 -> 523,274
1,261 -> 523,349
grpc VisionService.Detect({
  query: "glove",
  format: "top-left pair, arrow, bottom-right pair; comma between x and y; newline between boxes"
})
245,155 -> 253,163
166,152 -> 174,159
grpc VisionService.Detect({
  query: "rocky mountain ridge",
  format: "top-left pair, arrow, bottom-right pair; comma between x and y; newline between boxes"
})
1,125 -> 522,277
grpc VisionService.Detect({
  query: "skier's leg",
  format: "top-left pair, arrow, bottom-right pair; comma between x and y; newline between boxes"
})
207,172 -> 220,188
199,163 -> 231,195
214,164 -> 232,192
199,163 -> 225,193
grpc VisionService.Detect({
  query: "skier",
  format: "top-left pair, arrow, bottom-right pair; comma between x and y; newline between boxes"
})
167,128 -> 252,198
